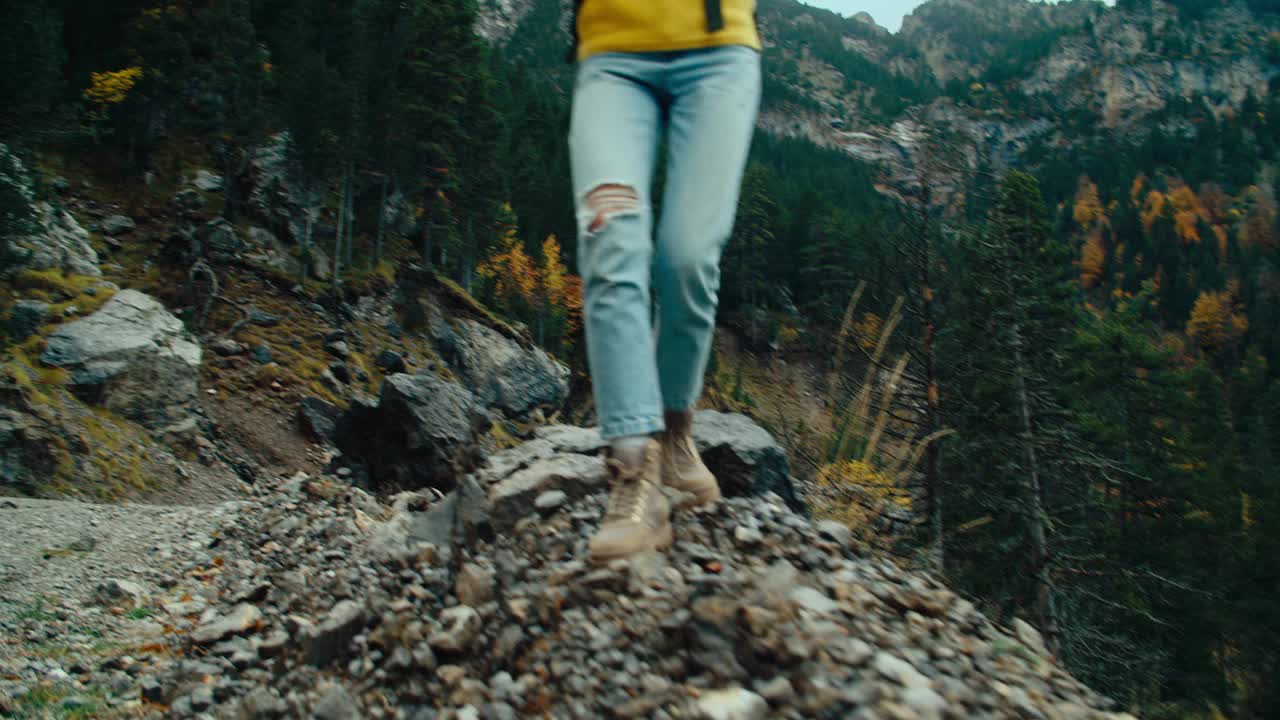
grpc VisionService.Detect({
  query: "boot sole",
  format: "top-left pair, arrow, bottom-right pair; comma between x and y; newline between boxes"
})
670,485 -> 721,510
588,523 -> 674,566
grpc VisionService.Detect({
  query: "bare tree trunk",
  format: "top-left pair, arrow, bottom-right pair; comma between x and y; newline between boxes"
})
462,214 -> 474,292
333,173 -> 347,286
301,209 -> 314,286
373,177 -> 388,270
1012,321 -> 1059,655
421,195 -> 434,270
345,168 -> 355,270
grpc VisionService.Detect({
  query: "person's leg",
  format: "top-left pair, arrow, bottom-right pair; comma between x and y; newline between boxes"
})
569,53 -> 666,442
570,53 -> 674,564
651,46 -> 760,506
654,45 -> 762,415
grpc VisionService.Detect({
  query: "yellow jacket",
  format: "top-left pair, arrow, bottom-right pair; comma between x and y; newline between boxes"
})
574,0 -> 761,61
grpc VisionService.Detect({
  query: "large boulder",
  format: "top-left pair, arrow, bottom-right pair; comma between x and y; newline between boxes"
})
40,290 -> 202,428
333,373 -> 490,493
431,317 -> 569,419
691,410 -> 799,510
5,202 -> 101,279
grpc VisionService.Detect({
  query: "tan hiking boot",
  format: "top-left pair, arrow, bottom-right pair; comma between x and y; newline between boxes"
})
588,439 -> 673,565
660,410 -> 721,507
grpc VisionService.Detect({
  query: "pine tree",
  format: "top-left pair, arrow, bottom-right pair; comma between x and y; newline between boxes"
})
723,162 -> 778,325
940,171 -> 1081,654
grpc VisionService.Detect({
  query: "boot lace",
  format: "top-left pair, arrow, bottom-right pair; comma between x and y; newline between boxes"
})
603,460 -> 647,522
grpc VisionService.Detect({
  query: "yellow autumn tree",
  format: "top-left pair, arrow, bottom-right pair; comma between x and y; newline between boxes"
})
1186,289 -> 1248,352
1140,190 -> 1167,235
476,223 -> 583,350
1130,174 -> 1148,207
475,223 -> 537,313
1079,230 -> 1107,289
1073,176 -> 1106,227
1168,183 -> 1206,245
535,235 -> 583,340
84,67 -> 143,106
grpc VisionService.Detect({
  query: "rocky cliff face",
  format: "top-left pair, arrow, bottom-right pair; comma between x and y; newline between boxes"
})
483,0 -> 1278,208
1022,1 -> 1275,128
899,0 -> 1101,84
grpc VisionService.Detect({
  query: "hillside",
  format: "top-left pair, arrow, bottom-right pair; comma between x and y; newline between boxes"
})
2,1 -> 1280,718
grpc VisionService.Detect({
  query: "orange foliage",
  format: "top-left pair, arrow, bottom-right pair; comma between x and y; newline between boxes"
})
1140,190 -> 1166,235
1168,183 -> 1206,245
476,226 -> 583,343
475,225 -> 537,307
538,235 -> 582,336
1186,289 -> 1248,352
1078,230 -> 1107,289
1073,176 -> 1106,227
1212,226 -> 1229,259
1130,175 -> 1147,207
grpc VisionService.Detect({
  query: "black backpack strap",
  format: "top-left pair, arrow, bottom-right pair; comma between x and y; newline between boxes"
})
705,0 -> 724,32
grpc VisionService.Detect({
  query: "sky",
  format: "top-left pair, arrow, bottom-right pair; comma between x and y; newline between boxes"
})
803,0 -> 1114,33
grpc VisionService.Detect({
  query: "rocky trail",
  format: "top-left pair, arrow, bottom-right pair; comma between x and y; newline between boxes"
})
1,420 -> 1132,720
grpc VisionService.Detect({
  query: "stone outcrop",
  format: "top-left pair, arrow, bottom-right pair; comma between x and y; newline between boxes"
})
5,201 -> 101,278
40,290 -> 202,428
431,315 -> 570,419
104,452 -> 1129,720
332,373 -> 491,493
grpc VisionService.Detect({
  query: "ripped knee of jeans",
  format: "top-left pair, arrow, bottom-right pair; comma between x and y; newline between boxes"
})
583,184 -> 641,233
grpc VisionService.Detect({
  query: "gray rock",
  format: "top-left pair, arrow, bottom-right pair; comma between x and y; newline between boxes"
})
695,687 -> 768,720
477,439 -> 556,484
196,218 -> 244,259
96,579 -> 147,609
101,215 -> 136,236
304,600 -> 369,665
901,686 -> 947,720
250,344 -> 273,364
488,453 -> 609,530
691,411 -> 799,509
173,188 -> 205,211
532,425 -> 608,455
192,603 -> 260,644
430,317 -> 569,418
873,652 -> 930,690
333,373 -> 490,493
298,397 -> 341,443
534,490 -> 568,511
456,564 -> 495,607
1013,618 -> 1048,655
40,290 -> 201,428
753,676 -> 794,704
376,349 -> 407,374
312,683 -> 360,720
815,520 -> 853,547
210,338 -> 244,356
7,300 -> 50,341
5,200 -> 101,278
789,586 -> 839,616
247,309 -> 280,327
430,605 -> 482,653
238,686 -> 287,718
192,169 -> 224,191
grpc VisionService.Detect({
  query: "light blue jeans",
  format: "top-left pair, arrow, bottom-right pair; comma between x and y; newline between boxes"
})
569,45 -> 761,439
